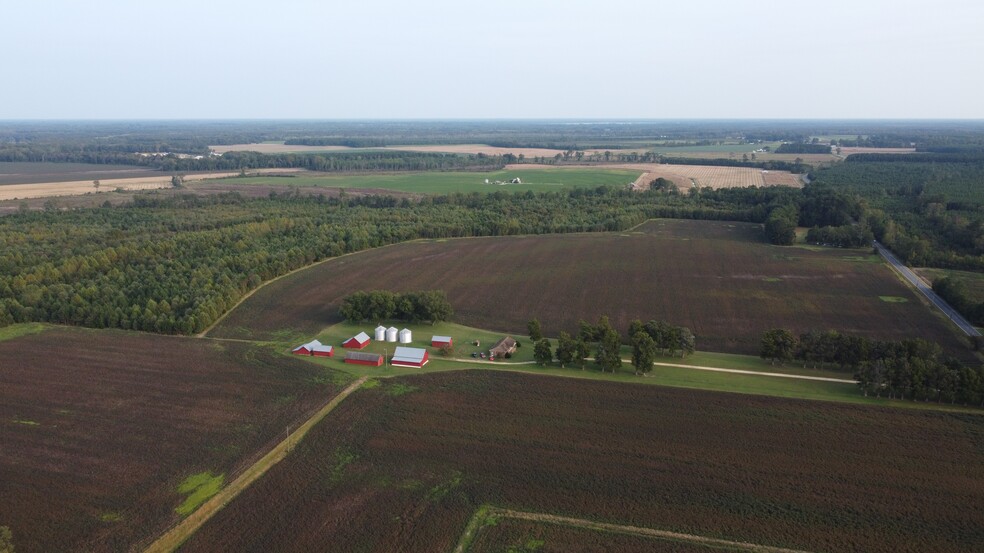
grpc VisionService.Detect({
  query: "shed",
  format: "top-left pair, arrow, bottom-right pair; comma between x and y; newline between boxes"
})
310,343 -> 334,357
386,326 -> 398,342
391,346 -> 429,368
399,328 -> 412,344
292,339 -> 321,355
490,336 -> 517,357
431,335 -> 453,348
344,351 -> 384,366
342,332 -> 371,349
374,325 -> 387,341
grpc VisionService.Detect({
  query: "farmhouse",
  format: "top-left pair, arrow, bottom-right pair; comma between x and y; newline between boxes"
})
342,332 -> 371,349
431,335 -> 453,348
390,346 -> 429,368
344,351 -> 384,366
490,336 -> 517,357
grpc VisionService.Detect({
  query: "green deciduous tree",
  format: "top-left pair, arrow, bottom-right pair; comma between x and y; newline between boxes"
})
631,331 -> 657,375
595,328 -> 622,373
555,331 -> 575,368
533,338 -> 552,366
527,318 -> 543,342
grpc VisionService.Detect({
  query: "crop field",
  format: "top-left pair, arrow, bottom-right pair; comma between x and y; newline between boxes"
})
179,371 -> 984,553
211,219 -> 967,357
205,167 -> 643,194
616,163 -> 802,190
0,327 -> 343,553
915,267 -> 984,304
0,162 -> 159,185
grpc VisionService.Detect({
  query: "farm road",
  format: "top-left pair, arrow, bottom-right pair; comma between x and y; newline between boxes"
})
874,241 -> 981,337
456,507 -> 815,553
143,376 -> 368,553
448,357 -> 856,383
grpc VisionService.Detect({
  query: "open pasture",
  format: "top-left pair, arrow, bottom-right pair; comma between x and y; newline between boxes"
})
205,167 -> 642,194
211,219 -> 964,356
179,370 -> 984,553
0,327 -> 342,553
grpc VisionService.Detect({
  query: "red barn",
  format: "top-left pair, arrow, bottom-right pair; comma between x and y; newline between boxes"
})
310,343 -> 333,357
344,351 -> 384,366
292,340 -> 321,355
391,347 -> 429,368
342,332 -> 371,349
431,335 -> 453,348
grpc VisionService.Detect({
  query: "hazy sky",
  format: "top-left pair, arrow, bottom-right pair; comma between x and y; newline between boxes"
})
2,0 -> 982,119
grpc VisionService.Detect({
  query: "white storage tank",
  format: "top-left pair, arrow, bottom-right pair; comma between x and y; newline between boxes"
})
386,326 -> 398,342
399,328 -> 412,344
374,325 -> 386,341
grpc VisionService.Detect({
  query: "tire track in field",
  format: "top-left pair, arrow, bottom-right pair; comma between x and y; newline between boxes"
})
455,506 -> 815,553
143,376 -> 368,553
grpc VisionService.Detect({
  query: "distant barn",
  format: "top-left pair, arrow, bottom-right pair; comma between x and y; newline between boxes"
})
431,335 -> 453,348
343,332 -> 371,349
292,340 -> 333,357
344,351 -> 384,366
391,346 -> 429,368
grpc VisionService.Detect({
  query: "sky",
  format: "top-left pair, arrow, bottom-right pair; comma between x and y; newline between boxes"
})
2,0 -> 983,119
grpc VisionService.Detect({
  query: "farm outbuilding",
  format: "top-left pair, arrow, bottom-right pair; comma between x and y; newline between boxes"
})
344,351 -> 384,366
391,346 -> 429,368
293,340 -> 333,357
342,332 -> 371,349
292,340 -> 321,355
399,328 -> 412,344
490,336 -> 517,357
386,326 -> 398,342
431,336 -> 453,348
374,325 -> 386,341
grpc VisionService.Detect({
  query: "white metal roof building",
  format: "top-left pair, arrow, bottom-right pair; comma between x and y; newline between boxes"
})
390,346 -> 429,368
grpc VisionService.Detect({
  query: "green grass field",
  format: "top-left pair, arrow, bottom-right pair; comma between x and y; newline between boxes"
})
204,167 -> 642,194
290,321 -> 977,413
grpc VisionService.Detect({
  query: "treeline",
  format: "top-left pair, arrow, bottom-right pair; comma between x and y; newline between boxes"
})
932,277 -> 984,326
527,316 -> 694,375
776,143 -> 831,154
661,156 -> 811,174
762,186 -> 868,246
0,186 -> 770,334
338,290 -> 452,324
761,328 -> 984,406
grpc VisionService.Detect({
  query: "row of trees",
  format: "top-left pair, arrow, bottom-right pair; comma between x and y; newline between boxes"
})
760,329 -> 984,406
527,316 -> 695,375
932,277 -> 984,326
338,290 -> 453,324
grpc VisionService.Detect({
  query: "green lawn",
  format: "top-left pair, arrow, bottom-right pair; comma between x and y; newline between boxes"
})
0,322 -> 46,342
204,167 -> 642,194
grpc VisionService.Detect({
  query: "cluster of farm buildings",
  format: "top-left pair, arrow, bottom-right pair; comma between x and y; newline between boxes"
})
293,325 -> 518,368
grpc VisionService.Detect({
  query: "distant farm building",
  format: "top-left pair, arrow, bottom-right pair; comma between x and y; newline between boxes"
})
374,325 -> 387,341
386,326 -> 399,342
293,340 -> 334,357
344,351 -> 384,366
431,335 -> 453,348
391,346 -> 429,368
399,328 -> 412,344
343,332 -> 371,349
511,177 -> 522,184
490,336 -> 517,357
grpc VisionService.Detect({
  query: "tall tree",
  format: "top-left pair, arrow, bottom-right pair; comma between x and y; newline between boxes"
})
631,331 -> 657,375
555,331 -> 575,368
528,318 -> 543,342
533,338 -> 553,366
596,328 -> 622,373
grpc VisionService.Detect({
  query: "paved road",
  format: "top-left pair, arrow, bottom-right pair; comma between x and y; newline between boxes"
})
873,241 -> 981,337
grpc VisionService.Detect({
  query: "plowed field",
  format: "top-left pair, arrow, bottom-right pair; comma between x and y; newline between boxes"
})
179,371 -> 984,553
0,327 -> 342,553
211,219 -> 967,356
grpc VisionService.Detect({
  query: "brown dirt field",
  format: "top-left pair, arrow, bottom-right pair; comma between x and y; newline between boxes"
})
662,152 -> 838,164
209,219 -> 968,357
209,143 -> 354,154
383,144 -> 651,158
837,147 -> 916,156
0,168 -> 306,201
518,163 -> 801,190
0,327 -> 342,553
179,371 -> 984,553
